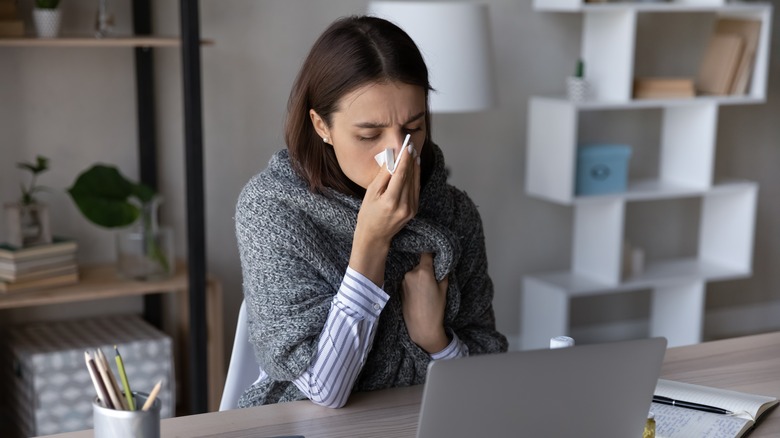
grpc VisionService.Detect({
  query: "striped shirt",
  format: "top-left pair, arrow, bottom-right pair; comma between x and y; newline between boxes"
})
252,266 -> 468,408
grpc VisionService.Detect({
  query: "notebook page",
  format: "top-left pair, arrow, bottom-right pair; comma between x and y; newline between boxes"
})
652,402 -> 751,438
656,379 -> 775,420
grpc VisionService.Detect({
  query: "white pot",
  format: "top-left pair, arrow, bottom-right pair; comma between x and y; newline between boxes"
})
566,76 -> 589,102
33,8 -> 61,38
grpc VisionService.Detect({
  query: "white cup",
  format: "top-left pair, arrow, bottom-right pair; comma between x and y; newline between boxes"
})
93,392 -> 160,438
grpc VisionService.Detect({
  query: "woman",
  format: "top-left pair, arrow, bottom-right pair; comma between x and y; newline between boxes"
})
235,15 -> 507,409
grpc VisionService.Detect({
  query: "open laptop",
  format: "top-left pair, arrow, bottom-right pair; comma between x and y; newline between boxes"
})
416,337 -> 667,438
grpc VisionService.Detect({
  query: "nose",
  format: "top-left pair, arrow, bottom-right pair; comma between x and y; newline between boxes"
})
391,132 -> 410,156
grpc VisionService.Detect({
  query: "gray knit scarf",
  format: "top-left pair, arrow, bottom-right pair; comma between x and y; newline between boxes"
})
235,143 -> 508,407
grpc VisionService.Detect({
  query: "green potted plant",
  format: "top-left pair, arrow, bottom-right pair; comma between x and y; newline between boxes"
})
68,164 -> 173,281
567,58 -> 589,102
4,155 -> 53,247
33,0 -> 62,38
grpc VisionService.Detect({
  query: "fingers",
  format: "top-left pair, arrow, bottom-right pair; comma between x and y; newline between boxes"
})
384,141 -> 416,200
366,165 -> 392,199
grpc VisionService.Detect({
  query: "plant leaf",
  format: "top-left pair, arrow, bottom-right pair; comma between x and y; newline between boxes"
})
67,165 -> 139,228
34,156 -> 49,173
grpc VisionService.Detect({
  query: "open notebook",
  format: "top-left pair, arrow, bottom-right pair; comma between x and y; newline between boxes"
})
653,379 -> 779,438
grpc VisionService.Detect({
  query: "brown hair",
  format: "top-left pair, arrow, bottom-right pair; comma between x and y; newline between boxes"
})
285,15 -> 435,196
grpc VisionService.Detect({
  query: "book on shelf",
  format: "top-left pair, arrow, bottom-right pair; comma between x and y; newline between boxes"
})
0,271 -> 80,294
0,253 -> 75,273
0,261 -> 77,282
633,77 -> 695,100
652,379 -> 779,438
716,18 -> 762,96
0,0 -> 22,37
697,33 -> 744,96
0,238 -> 78,262
0,19 -> 22,37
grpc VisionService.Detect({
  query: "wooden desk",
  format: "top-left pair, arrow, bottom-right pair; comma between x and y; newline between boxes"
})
0,263 -> 225,413
41,332 -> 780,438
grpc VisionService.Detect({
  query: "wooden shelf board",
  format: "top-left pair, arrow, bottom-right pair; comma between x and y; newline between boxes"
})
0,36 -> 214,48
527,257 -> 749,297
0,262 -> 189,309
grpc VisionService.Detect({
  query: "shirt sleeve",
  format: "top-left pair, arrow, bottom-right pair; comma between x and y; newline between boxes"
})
430,329 -> 469,360
291,266 -> 389,408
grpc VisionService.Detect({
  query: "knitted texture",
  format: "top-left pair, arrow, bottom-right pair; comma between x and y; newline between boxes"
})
234,143 -> 508,407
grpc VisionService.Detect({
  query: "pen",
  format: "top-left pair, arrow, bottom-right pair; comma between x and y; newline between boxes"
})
653,395 -> 733,415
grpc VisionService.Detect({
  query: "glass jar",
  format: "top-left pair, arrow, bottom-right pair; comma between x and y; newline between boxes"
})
115,197 -> 174,281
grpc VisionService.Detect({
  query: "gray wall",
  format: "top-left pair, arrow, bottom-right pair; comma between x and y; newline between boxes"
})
2,1 -> 779,367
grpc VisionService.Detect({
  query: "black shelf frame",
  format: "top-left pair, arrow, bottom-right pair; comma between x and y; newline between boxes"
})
131,0 -> 208,414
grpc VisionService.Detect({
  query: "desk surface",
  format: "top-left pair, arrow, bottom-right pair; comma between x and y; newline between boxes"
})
43,331 -> 780,438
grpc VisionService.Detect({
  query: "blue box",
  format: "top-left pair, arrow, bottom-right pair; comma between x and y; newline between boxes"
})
575,144 -> 632,196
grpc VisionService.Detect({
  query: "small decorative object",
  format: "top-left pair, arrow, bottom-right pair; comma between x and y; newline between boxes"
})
33,0 -> 62,39
68,165 -> 174,281
94,0 -> 114,38
575,144 -> 632,196
566,58 -> 589,102
4,155 -> 53,248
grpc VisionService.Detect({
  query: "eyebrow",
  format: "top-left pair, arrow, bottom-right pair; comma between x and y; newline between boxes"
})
353,111 -> 425,129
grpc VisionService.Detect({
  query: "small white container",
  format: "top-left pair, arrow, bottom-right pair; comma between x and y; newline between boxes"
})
550,336 -> 575,349
33,8 -> 62,38
93,392 -> 160,438
567,76 -> 589,102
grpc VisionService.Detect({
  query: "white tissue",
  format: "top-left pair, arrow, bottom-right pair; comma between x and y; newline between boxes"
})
373,134 -> 412,175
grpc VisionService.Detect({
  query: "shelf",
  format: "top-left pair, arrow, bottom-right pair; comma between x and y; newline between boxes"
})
0,261 -> 226,412
571,179 -> 756,205
534,95 -> 766,110
0,262 -> 189,309
530,179 -> 757,206
0,36 -> 214,48
535,1 -> 770,13
526,257 -> 749,297
523,0 -> 766,350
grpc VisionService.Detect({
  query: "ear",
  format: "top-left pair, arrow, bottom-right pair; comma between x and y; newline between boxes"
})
309,109 -> 332,143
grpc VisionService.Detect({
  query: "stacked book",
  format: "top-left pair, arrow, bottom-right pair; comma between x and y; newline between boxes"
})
0,0 -> 24,37
633,78 -> 695,100
0,238 -> 79,293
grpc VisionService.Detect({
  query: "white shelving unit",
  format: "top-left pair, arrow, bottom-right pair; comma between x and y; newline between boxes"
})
522,0 -> 771,349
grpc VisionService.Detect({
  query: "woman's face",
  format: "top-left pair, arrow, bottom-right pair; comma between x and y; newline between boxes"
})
311,81 -> 427,189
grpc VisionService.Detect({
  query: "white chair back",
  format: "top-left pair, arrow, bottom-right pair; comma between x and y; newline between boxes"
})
219,300 -> 258,411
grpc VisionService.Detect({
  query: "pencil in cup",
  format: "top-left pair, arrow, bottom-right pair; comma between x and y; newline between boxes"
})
114,345 -> 136,411
85,347 -> 163,412
95,348 -> 127,410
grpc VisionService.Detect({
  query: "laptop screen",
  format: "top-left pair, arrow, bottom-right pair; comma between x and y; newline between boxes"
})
417,337 -> 667,438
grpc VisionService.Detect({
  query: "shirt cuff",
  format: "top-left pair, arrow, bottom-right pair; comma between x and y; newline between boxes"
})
337,267 -> 390,320
430,329 -> 468,360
